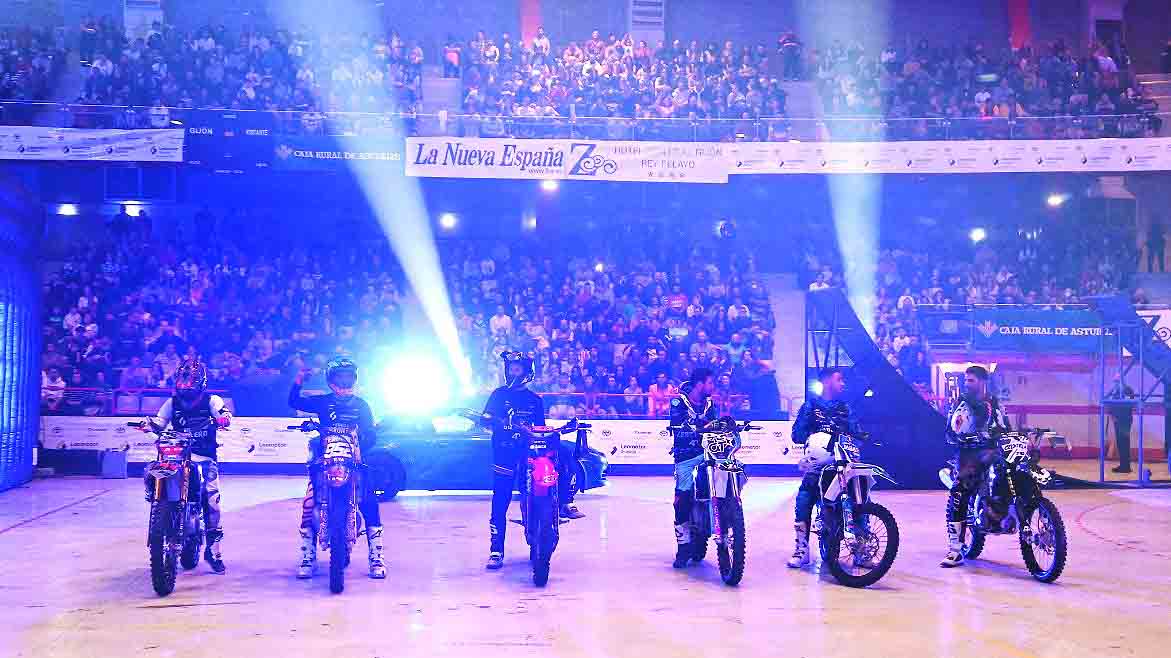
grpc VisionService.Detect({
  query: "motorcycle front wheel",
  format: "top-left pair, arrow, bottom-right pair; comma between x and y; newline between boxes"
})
824,502 -> 900,588
329,487 -> 351,594
148,499 -> 179,596
715,497 -> 746,586
529,495 -> 556,587
1020,496 -> 1067,583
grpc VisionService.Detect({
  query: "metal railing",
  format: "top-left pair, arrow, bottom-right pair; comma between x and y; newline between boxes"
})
2,101 -> 1165,142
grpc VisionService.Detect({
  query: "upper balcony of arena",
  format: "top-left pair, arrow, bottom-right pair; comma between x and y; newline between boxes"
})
1,0 -> 1168,144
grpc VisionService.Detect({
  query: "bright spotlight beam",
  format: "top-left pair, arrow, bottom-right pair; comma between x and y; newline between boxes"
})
273,0 -> 471,390
828,174 -> 881,336
349,154 -> 471,389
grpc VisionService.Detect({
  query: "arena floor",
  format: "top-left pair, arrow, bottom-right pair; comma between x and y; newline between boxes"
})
2,476 -> 1169,658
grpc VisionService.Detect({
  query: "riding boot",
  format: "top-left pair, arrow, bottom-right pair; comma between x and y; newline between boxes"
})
297,528 -> 317,579
367,525 -> 386,579
673,523 -> 691,568
940,521 -> 965,568
204,530 -> 226,574
787,522 -> 811,568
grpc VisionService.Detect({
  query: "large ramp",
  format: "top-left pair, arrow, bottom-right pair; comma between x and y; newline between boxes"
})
806,289 -> 950,489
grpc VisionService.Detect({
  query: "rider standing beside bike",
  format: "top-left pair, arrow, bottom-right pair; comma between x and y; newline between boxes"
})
483,351 -> 584,571
143,358 -> 232,574
941,365 -> 1011,568
288,358 -> 386,580
668,367 -> 719,569
787,367 -> 861,569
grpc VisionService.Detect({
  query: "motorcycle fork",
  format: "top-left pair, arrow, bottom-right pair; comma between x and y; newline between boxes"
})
707,463 -> 723,542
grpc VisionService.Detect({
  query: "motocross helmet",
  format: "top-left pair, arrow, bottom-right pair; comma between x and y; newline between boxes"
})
174,357 -> 208,406
325,357 -> 358,398
797,431 -> 834,473
501,351 -> 535,389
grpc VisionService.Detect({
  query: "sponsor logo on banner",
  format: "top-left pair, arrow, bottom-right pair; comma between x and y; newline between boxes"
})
0,127 -> 183,162
585,419 -> 797,465
406,137 -> 730,183
272,136 -> 405,170
40,417 -> 309,463
730,137 -> 1171,175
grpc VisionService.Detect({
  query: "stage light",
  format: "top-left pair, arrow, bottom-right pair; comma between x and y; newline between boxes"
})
1046,193 -> 1067,208
809,380 -> 824,396
540,179 -> 559,193
439,213 -> 458,230
378,352 -> 453,417
523,214 -> 538,231
57,204 -> 78,216
594,262 -> 605,273
969,227 -> 987,243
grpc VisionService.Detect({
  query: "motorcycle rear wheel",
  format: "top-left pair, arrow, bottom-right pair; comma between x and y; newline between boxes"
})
715,497 -> 746,586
824,502 -> 900,589
149,500 -> 179,597
529,495 -> 556,587
1020,496 -> 1067,584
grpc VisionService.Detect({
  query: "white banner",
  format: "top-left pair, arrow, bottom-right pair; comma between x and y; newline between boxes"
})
586,419 -> 798,466
40,416 -> 798,466
731,137 -> 1171,175
40,416 -> 308,464
406,137 -> 730,183
0,127 -> 183,162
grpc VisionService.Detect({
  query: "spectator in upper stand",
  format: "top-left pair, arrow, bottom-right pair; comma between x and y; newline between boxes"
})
779,31 -> 803,80
41,367 -> 67,415
489,304 -> 514,336
623,375 -> 648,416
154,343 -> 182,386
149,319 -> 187,355
120,355 -> 153,389
443,35 -> 462,78
689,330 -> 716,360
648,372 -> 677,417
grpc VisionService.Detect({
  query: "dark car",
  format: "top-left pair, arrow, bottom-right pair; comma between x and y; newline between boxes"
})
364,420 -> 608,500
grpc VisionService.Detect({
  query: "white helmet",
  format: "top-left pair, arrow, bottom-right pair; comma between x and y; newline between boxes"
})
798,432 -> 834,473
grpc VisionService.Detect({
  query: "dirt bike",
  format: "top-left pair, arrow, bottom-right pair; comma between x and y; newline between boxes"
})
808,432 -> 900,588
289,420 -> 365,594
940,432 -> 1068,583
463,411 -> 588,587
684,418 -> 757,586
131,420 -> 212,597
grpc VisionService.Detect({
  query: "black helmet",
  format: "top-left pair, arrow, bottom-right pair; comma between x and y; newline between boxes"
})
501,351 -> 534,389
175,357 -> 208,404
325,357 -> 358,397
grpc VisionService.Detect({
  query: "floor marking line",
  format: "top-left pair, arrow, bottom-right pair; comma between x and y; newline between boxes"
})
1075,501 -> 1171,559
0,489 -> 114,535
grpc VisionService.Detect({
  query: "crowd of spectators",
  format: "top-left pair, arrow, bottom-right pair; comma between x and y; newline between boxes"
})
3,16 -> 1165,143
800,208 -> 1137,394
448,29 -> 790,139
40,210 -> 777,419
812,38 -> 1163,140
0,26 -> 67,101
74,17 -> 422,115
